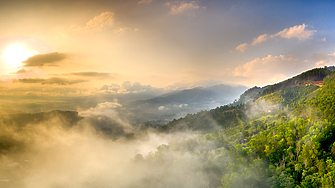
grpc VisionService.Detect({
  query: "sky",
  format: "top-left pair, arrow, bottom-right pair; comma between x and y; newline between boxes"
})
0,0 -> 335,112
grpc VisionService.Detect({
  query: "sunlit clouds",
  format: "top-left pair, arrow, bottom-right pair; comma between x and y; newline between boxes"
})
70,11 -> 115,32
233,55 -> 310,86
138,0 -> 153,4
23,52 -> 67,67
313,52 -> 335,67
0,0 -> 333,111
165,1 -> 202,15
233,24 -> 317,52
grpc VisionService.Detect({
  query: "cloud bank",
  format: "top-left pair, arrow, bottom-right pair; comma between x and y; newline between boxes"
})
100,81 -> 164,94
14,77 -> 88,85
68,72 -> 116,79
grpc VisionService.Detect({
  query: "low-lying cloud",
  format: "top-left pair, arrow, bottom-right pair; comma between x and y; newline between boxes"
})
68,72 -> 116,79
14,77 -> 88,85
0,108 -> 216,188
100,81 -> 165,94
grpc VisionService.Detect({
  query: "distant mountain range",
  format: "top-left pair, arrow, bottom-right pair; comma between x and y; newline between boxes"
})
119,84 -> 247,125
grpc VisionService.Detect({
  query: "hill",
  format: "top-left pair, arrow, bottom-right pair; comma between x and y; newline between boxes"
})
2,67 -> 335,188
119,84 -> 247,125
147,68 -> 335,187
262,66 -> 334,95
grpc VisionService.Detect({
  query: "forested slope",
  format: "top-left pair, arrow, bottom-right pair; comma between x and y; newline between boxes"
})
146,69 -> 335,187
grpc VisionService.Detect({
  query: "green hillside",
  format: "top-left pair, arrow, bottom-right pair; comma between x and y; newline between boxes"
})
262,66 -> 333,95
148,68 -> 335,187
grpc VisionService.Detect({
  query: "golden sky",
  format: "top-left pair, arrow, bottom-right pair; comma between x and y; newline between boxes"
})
0,0 -> 334,112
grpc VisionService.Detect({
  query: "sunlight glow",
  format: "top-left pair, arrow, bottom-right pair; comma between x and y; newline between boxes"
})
2,44 -> 35,68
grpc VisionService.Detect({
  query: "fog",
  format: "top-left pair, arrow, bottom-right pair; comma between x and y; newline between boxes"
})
0,108 -> 226,188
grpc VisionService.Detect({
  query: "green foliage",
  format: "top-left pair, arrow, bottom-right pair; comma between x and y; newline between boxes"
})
141,69 -> 335,188
313,72 -> 335,124
259,85 -> 319,110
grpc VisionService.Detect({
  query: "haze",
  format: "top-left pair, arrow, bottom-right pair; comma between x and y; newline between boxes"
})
0,0 -> 335,187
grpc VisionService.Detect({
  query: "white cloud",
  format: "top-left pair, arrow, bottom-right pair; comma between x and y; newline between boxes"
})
321,38 -> 327,42
313,52 -> 335,67
235,43 -> 248,52
79,101 -> 121,117
138,0 -> 153,4
252,34 -> 268,45
233,55 -> 302,86
70,12 -> 115,32
165,1 -> 201,15
78,101 -> 134,136
158,106 -> 165,110
179,104 -> 188,108
270,23 -> 316,40
233,24 -> 317,51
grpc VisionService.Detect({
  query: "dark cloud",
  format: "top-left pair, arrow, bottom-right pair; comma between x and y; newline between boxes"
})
14,77 -> 88,85
15,68 -> 33,74
23,52 -> 67,67
68,72 -> 117,79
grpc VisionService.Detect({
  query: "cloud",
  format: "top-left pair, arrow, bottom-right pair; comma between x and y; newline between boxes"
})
235,43 -> 248,52
79,101 -> 122,117
233,55 -> 303,86
114,27 -> 139,34
321,38 -> 327,42
67,72 -> 116,79
233,24 -> 317,52
78,101 -> 134,136
251,34 -> 268,45
252,24 -> 316,45
14,77 -> 88,85
138,0 -> 153,4
271,23 -> 316,40
15,68 -> 33,74
70,11 -> 115,32
100,81 -> 163,94
165,1 -> 201,15
313,52 -> 335,67
23,52 -> 67,67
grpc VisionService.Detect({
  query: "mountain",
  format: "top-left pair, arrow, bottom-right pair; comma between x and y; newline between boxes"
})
235,86 -> 268,104
262,66 -> 334,95
120,84 -> 247,125
233,66 -> 335,106
150,66 -> 335,187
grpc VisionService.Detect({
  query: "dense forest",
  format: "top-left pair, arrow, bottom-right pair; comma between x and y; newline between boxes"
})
142,67 -> 335,187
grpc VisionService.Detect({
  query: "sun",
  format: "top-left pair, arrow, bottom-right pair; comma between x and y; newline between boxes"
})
2,44 -> 34,68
